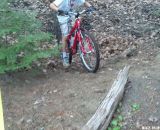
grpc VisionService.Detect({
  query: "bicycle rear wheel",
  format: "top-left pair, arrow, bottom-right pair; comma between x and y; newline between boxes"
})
80,30 -> 100,73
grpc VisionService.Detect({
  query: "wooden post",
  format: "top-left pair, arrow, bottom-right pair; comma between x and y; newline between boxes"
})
82,66 -> 130,130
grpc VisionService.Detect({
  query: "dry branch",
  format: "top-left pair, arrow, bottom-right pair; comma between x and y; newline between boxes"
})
82,66 -> 130,130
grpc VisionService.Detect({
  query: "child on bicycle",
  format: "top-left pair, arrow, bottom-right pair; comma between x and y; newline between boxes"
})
50,0 -> 95,68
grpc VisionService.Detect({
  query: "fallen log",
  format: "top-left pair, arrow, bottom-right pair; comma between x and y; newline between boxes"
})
82,66 -> 130,130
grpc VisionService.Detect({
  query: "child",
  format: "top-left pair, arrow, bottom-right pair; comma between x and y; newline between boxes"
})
50,0 -> 95,68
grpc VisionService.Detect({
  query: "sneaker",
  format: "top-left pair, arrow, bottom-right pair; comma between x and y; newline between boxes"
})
63,56 -> 70,68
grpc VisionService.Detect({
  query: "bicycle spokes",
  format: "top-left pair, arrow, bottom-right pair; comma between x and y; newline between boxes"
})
80,31 -> 99,72
86,37 -> 94,52
81,36 -> 95,55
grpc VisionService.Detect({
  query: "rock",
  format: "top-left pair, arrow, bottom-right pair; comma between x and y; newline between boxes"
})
35,61 -> 41,67
70,114 -> 74,118
42,69 -> 47,74
34,98 -> 44,105
108,68 -> 113,71
25,80 -> 30,84
34,100 -> 41,105
148,115 -> 158,123
26,119 -> 32,124
53,90 -> 58,93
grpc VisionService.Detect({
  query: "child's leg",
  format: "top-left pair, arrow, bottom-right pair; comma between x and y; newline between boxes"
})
62,36 -> 68,52
61,37 -> 70,68
60,24 -> 70,68
58,16 -> 70,67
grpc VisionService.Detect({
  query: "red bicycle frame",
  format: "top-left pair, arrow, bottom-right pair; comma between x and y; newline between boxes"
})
65,10 -> 100,73
67,18 -> 82,55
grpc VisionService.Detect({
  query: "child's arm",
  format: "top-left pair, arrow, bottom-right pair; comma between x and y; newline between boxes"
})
84,1 -> 92,8
50,1 -> 67,14
50,3 -> 59,12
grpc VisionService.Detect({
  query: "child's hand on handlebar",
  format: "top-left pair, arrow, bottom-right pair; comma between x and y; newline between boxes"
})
86,6 -> 96,13
58,10 -> 68,15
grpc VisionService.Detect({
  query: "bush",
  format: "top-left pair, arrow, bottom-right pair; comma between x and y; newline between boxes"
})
0,0 -> 59,73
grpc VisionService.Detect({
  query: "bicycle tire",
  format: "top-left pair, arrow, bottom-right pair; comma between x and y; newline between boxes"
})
68,48 -> 72,64
80,30 -> 100,73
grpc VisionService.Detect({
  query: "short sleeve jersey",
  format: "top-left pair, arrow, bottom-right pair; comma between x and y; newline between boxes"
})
54,0 -> 85,12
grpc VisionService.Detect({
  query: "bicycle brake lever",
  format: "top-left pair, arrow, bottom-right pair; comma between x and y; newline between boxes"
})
75,12 -> 80,18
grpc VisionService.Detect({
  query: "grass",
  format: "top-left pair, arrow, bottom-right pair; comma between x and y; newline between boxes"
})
107,103 -> 123,130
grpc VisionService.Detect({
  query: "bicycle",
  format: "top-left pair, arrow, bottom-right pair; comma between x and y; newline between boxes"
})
65,9 -> 100,73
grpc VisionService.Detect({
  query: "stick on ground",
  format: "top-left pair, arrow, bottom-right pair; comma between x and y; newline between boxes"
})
82,66 -> 130,130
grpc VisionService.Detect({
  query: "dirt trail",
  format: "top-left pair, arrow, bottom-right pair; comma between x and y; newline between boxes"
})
1,44 -> 160,130
1,62 -> 120,130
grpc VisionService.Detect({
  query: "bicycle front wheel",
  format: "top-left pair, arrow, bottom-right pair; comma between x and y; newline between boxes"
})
80,30 -> 100,73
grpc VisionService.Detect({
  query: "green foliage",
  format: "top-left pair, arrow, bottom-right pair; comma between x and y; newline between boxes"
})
108,103 -> 124,130
131,103 -> 140,111
117,115 -> 123,122
112,127 -> 121,130
111,119 -> 118,126
0,0 -> 59,73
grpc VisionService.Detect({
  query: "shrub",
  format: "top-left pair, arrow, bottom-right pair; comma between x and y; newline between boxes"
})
0,0 -> 59,73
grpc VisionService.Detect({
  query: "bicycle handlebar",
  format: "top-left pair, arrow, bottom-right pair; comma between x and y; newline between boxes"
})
68,9 -> 95,18
67,9 -> 87,18
58,8 -> 95,18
